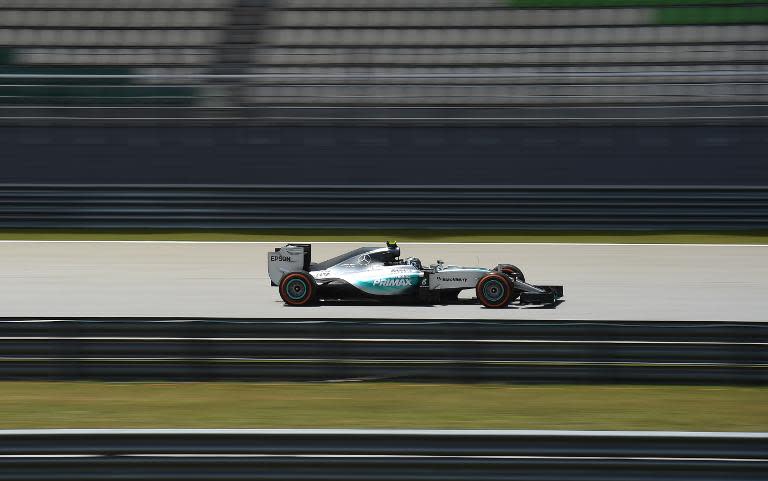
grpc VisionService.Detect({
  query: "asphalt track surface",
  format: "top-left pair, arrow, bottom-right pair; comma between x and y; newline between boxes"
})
1,241 -> 767,321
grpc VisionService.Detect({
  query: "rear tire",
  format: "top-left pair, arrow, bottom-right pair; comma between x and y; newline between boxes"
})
279,271 -> 317,306
476,273 -> 513,308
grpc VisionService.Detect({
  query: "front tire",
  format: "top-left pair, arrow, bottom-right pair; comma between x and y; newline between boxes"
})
495,264 -> 524,303
279,271 -> 317,306
476,273 -> 513,308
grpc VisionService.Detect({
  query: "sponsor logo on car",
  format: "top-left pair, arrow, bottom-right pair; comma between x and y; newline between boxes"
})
437,277 -> 468,282
270,255 -> 294,262
372,278 -> 412,287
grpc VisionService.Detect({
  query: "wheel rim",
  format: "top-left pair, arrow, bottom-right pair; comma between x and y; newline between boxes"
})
482,279 -> 506,303
285,278 -> 308,300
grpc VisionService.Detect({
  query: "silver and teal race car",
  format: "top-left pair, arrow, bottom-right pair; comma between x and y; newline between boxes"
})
268,242 -> 563,308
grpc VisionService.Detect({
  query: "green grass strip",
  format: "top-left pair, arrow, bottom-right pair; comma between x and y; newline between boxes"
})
0,229 -> 766,244
506,0 -> 767,7
657,6 -> 768,24
0,382 -> 765,431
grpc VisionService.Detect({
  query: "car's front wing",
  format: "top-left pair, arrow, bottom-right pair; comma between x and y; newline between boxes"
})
514,280 -> 564,304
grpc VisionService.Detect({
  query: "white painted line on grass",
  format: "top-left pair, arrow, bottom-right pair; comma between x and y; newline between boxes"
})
2,428 -> 766,437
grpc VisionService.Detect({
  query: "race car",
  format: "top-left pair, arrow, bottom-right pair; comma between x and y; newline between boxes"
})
268,242 -> 563,308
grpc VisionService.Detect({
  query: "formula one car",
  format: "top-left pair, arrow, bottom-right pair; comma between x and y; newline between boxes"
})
268,242 -> 563,308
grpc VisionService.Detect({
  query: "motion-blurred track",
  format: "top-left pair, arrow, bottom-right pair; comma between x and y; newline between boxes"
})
0,318 -> 765,384
2,429 -> 765,481
1,241 -> 766,320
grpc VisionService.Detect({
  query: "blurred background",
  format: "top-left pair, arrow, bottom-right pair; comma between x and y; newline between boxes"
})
0,2 -> 766,480
0,0 -> 766,195
1,0 -> 767,124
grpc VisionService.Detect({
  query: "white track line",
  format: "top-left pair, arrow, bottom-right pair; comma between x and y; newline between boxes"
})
0,336 -> 763,346
0,357 -> 761,367
5,319 -> 768,324
2,429 -> 766,437
0,240 -> 766,247
0,454 -> 764,462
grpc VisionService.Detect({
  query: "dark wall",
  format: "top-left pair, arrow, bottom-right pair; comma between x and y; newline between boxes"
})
1,126 -> 765,185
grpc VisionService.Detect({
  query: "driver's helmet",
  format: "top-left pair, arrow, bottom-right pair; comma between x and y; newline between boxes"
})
405,257 -> 422,269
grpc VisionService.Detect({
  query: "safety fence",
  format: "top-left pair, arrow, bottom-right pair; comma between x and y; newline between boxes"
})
1,184 -> 767,229
1,318 -> 765,384
1,71 -> 767,125
0,429 -> 765,480
2,0 -> 768,126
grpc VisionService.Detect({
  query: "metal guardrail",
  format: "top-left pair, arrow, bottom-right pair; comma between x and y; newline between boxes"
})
1,184 -> 767,229
0,429 -> 765,480
1,318 -> 765,384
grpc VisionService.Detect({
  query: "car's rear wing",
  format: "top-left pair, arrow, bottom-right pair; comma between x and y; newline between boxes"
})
267,244 -> 311,285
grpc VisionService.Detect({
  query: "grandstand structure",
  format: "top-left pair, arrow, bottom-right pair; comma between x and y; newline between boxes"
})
0,0 -> 766,123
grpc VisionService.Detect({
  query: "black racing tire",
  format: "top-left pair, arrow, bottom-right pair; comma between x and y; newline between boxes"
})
279,271 -> 318,306
495,265 -> 524,303
496,264 -> 525,283
476,273 -> 513,308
